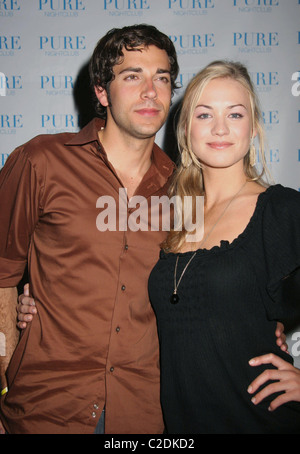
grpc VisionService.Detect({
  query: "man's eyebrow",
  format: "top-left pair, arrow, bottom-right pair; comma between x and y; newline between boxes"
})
156,68 -> 171,75
118,67 -> 171,75
118,67 -> 143,74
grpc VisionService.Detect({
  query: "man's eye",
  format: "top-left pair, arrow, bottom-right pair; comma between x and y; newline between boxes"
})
159,76 -> 170,83
125,75 -> 138,80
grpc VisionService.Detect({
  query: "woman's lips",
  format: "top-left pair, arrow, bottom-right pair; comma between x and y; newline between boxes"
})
207,142 -> 233,149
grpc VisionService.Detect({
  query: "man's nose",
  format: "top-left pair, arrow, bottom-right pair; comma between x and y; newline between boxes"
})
141,79 -> 157,100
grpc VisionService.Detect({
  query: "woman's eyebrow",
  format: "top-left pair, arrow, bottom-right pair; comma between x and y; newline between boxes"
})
227,103 -> 247,109
195,103 -> 247,109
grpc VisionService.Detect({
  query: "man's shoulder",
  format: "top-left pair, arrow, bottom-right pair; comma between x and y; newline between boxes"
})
19,131 -> 78,162
25,131 -> 76,150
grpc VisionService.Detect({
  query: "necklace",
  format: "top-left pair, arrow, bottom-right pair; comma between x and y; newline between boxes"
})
170,181 -> 248,304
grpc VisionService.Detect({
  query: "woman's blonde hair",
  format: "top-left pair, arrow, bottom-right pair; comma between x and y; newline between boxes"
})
162,60 -> 269,253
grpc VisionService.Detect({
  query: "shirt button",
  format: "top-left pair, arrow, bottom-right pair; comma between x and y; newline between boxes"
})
92,412 -> 97,418
116,326 -> 120,333
124,244 -> 129,250
121,285 -> 126,291
94,404 -> 99,410
110,367 -> 114,373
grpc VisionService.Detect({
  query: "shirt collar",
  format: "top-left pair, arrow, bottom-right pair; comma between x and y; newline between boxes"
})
65,117 -> 105,146
65,117 -> 175,179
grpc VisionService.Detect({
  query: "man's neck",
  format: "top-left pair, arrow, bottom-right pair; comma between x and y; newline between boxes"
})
98,126 -> 155,198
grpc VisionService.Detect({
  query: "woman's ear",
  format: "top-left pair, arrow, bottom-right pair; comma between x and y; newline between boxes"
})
94,86 -> 109,107
251,123 -> 257,140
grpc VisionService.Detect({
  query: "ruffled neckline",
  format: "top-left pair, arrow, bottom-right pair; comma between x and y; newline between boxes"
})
160,184 -> 280,259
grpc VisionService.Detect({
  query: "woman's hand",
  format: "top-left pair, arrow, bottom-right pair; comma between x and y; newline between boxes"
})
248,353 -> 300,411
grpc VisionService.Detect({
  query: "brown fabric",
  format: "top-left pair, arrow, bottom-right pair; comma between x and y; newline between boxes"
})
0,118 -> 175,434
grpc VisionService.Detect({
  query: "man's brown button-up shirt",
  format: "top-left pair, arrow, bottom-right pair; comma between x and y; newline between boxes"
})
0,118 -> 175,434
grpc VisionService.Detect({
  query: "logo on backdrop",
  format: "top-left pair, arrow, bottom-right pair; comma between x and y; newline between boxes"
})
38,0 -> 86,17
169,33 -> 215,55
259,109 -> 280,165
0,114 -> 23,154
250,71 -> 279,93
0,0 -> 21,17
233,31 -> 279,53
168,0 -> 215,16
40,75 -> 74,96
176,70 -> 197,94
0,114 -> 23,130
0,74 -> 22,96
256,148 -> 280,165
103,0 -> 151,16
262,110 -> 279,131
233,0 -> 279,13
1,153 -> 9,166
0,72 -> 6,96
39,35 -> 86,56
0,35 -> 21,56
41,114 -> 79,134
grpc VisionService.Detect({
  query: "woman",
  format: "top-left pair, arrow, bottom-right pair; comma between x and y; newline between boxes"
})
148,60 -> 300,434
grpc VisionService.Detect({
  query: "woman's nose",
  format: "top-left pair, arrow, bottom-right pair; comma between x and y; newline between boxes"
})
211,116 -> 229,135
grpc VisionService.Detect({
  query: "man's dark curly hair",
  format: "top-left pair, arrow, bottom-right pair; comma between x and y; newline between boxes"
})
89,24 -> 180,118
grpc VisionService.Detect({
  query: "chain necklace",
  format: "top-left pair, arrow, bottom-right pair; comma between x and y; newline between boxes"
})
170,181 -> 248,304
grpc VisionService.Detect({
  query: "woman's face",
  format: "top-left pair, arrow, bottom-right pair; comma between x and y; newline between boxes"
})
189,77 -> 255,171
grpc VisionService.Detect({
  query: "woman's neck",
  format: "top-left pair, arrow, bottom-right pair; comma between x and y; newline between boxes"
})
201,166 -> 248,208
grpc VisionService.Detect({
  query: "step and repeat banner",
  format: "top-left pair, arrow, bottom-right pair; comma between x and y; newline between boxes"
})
0,0 -> 300,362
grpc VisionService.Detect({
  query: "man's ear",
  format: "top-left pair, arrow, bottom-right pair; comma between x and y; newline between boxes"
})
94,86 -> 109,107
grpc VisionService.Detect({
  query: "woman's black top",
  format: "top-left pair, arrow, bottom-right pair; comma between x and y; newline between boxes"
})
148,185 -> 300,434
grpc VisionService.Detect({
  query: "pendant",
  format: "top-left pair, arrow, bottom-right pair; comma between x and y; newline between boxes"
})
170,291 -> 179,304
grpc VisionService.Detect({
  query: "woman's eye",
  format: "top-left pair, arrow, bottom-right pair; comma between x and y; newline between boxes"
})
229,113 -> 243,119
197,113 -> 210,119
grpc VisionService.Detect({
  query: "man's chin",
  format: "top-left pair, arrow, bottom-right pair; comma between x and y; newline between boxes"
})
134,118 -> 167,139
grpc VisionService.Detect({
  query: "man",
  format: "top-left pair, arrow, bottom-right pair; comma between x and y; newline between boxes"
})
0,24 -> 178,434
0,24 -> 287,434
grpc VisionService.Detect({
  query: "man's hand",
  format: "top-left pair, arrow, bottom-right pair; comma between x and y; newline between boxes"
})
248,354 -> 300,411
0,420 -> 5,435
275,322 -> 288,352
0,286 -> 19,434
17,284 -> 36,329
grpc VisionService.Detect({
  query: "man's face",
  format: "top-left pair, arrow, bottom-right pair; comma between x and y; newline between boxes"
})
95,45 -> 172,140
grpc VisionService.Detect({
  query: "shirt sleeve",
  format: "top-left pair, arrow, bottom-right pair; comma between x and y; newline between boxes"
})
262,185 -> 300,320
0,145 -> 43,287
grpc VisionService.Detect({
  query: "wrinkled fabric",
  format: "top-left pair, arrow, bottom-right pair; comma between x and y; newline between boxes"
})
0,118 -> 175,434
